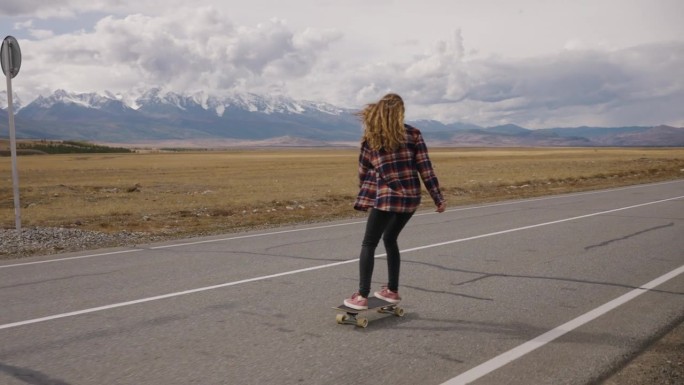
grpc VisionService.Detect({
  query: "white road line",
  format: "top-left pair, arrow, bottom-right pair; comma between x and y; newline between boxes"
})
0,249 -> 144,269
441,263 -> 684,385
402,195 -> 683,253
1,180 -> 681,270
0,259 -> 354,331
1,194 -> 681,331
0,222 -> 365,269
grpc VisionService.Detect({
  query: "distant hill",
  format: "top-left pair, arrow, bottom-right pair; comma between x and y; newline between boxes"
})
584,125 -> 684,146
1,89 -> 682,147
421,124 -> 684,147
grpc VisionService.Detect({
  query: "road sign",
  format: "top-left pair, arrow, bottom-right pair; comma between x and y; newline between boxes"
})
3,35 -> 22,232
1,36 -> 21,78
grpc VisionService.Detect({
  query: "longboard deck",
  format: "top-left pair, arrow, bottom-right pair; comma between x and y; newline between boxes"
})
334,296 -> 397,313
333,296 -> 405,328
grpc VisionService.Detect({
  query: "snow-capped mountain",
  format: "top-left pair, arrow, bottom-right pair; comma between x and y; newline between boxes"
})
1,89 -> 682,146
0,90 -> 23,111
31,89 -> 113,109
3,89 -> 361,143
132,88 -> 344,117
17,88 -> 347,117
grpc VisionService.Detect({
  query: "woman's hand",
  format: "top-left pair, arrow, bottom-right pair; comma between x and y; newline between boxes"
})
436,202 -> 446,213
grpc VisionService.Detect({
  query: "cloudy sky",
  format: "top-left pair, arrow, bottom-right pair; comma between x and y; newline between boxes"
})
2,0 -> 683,128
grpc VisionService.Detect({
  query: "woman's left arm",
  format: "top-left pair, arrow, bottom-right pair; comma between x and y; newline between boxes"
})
414,132 -> 445,207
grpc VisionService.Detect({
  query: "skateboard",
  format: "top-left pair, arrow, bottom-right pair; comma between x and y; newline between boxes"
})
333,296 -> 405,328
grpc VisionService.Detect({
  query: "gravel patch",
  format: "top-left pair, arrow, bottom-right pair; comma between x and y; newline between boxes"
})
0,227 -> 149,259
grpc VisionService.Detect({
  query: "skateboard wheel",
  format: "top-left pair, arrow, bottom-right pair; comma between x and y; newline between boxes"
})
336,314 -> 346,324
356,317 -> 368,328
394,307 -> 405,317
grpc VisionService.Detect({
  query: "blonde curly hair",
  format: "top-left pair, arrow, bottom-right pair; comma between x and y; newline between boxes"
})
358,93 -> 406,151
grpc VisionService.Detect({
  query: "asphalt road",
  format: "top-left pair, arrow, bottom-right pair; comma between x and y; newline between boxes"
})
1,181 -> 683,385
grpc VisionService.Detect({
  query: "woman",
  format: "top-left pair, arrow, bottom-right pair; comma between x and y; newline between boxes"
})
344,93 -> 446,310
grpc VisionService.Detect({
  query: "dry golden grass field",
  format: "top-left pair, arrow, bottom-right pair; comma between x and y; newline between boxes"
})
1,147 -> 684,246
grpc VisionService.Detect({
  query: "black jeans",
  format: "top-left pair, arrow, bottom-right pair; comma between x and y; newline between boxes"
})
358,209 -> 414,297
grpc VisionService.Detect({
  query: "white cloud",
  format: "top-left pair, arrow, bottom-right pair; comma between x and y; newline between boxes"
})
0,1 -> 70,17
14,7 -> 341,99
27,29 -> 54,39
4,1 -> 683,128
0,0 -> 182,18
306,38 -> 684,127
13,19 -> 34,29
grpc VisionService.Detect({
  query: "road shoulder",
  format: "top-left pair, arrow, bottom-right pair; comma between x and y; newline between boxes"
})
602,320 -> 684,384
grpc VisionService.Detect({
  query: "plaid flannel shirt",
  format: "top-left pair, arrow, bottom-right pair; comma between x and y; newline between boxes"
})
353,124 -> 444,213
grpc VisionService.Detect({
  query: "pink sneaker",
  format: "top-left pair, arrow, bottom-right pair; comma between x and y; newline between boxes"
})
374,287 -> 401,304
344,292 -> 368,310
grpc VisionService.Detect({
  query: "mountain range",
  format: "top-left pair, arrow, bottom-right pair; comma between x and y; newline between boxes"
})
1,89 -> 683,147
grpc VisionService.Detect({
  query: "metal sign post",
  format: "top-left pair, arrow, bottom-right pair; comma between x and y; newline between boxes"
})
2,36 -> 22,232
